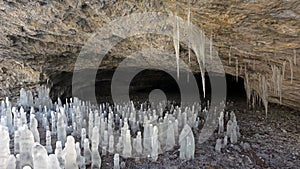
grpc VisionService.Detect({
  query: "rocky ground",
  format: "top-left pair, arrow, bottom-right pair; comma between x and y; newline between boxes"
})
98,98 -> 300,169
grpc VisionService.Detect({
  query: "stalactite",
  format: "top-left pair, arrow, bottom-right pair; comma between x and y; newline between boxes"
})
260,75 -> 268,117
187,0 -> 191,83
271,65 -> 283,104
282,61 -> 286,80
229,46 -> 232,65
289,58 -> 293,84
294,49 -> 297,65
235,58 -> 238,82
173,13 -> 180,80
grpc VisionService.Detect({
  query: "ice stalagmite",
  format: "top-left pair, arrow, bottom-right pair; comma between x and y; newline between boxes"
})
114,154 -> 120,169
122,130 -> 132,158
75,142 -> 84,168
91,150 -> 101,169
0,126 -> 10,169
55,141 -> 65,168
32,143 -> 48,169
151,126 -> 159,161
30,115 -> 40,143
179,124 -> 195,160
81,128 -> 86,148
143,121 -> 151,155
91,127 -> 101,169
48,154 -> 60,169
166,121 -> 175,150
218,111 -> 224,134
63,136 -> 78,169
109,135 -> 115,153
136,131 -> 143,155
173,13 -> 180,79
215,139 -> 222,152
45,130 -> 52,153
14,130 -> 20,154
19,126 -> 34,168
57,113 -> 67,147
83,139 -> 92,165
6,155 -> 16,169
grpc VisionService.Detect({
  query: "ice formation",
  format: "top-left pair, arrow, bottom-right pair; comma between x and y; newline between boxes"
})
0,85 -> 243,168
179,124 -> 195,160
0,126 -> 10,169
173,13 -> 180,79
114,154 -> 120,169
32,143 -> 48,169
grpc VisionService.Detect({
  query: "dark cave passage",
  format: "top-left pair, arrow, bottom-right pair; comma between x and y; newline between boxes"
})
48,69 -> 247,106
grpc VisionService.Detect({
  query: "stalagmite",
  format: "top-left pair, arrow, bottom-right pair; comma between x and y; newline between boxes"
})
30,115 -> 40,143
19,126 -> 34,168
0,126 -> 10,169
63,136 -> 78,169
109,135 -> 115,153
46,130 -> 52,153
151,126 -> 159,161
218,111 -> 224,134
32,143 -> 48,169
179,124 -> 195,160
215,138 -> 222,152
122,130 -> 132,158
166,121 -> 175,150
55,141 -> 65,168
7,155 -> 16,169
48,154 -> 60,169
83,139 -> 92,165
114,154 -> 120,169
136,131 -> 143,155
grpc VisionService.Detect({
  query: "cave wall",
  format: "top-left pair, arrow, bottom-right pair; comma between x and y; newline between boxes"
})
0,0 -> 299,109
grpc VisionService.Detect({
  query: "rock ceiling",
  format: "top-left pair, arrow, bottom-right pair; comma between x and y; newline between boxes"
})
0,0 -> 299,109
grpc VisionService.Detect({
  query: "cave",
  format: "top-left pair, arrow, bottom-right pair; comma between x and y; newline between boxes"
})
0,0 -> 299,168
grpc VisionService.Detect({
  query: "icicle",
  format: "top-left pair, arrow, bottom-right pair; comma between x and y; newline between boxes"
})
210,32 -> 213,60
187,0 -> 191,83
235,58 -> 239,82
282,61 -> 286,80
229,46 -> 232,64
187,0 -> 191,64
261,75 -> 268,117
289,58 -> 294,84
173,13 -> 180,79
294,49 -> 297,65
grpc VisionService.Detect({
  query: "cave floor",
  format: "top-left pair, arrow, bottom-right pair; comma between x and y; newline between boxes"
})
98,99 -> 300,169
12,97 -> 300,169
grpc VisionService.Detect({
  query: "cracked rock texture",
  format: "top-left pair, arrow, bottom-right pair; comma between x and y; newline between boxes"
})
0,0 -> 299,109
